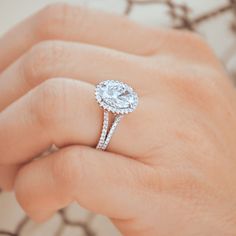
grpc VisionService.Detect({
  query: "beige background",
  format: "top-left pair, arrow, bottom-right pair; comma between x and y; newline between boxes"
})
0,0 -> 235,235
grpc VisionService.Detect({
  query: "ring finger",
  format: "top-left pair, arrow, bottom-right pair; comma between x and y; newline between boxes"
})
0,41 -> 150,190
0,78 -> 147,166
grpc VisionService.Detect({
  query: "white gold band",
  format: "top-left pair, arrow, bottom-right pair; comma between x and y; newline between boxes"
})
96,111 -> 123,150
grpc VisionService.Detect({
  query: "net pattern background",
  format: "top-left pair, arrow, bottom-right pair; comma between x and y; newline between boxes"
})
0,0 -> 235,235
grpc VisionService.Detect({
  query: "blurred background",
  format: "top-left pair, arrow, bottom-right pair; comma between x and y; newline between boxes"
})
0,0 -> 235,235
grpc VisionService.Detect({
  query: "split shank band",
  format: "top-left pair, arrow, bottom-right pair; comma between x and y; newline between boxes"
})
95,80 -> 139,151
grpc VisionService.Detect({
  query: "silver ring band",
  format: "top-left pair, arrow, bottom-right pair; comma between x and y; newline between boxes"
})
96,111 -> 123,150
95,80 -> 138,151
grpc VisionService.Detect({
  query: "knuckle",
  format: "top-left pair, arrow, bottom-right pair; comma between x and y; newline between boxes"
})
35,3 -> 85,39
168,30 -> 213,57
22,41 -> 67,88
168,68 -> 222,111
30,79 -> 70,127
179,79 -> 214,109
51,147 -> 85,188
182,31 -> 204,43
178,31 -> 208,49
36,3 -> 72,38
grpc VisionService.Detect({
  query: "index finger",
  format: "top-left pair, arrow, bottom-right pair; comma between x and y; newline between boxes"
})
0,3 -> 161,72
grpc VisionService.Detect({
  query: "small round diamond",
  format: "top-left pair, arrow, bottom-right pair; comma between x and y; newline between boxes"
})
95,80 -> 138,114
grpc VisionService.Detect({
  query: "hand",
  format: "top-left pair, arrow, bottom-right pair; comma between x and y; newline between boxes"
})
1,4 -> 236,236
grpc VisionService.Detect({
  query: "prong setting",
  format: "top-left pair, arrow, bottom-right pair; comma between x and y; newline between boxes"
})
95,80 -> 138,115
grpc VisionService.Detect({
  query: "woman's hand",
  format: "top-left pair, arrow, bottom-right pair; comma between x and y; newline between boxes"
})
1,4 -> 236,236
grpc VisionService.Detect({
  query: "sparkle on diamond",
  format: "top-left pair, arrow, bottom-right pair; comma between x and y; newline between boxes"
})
95,80 -> 138,114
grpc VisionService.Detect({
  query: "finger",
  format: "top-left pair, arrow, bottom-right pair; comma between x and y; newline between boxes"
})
0,146 -> 55,191
14,145 -> 152,222
0,78 -> 146,165
0,40 -> 146,111
0,165 -> 20,191
0,3 -> 161,72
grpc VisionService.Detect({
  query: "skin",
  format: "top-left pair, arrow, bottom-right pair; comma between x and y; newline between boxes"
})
0,3 -> 236,236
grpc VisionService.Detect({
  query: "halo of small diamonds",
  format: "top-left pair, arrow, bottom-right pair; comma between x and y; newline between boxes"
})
95,80 -> 138,114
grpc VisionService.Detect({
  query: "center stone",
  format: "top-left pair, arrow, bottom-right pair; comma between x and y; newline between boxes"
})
95,80 -> 138,114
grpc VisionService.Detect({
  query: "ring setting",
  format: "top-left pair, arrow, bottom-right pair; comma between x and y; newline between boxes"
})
95,80 -> 138,150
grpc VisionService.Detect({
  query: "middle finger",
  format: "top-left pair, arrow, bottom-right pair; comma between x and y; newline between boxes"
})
0,78 -> 146,165
0,40 -> 147,111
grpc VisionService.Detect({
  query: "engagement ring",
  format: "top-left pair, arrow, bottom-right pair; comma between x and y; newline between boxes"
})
95,80 -> 139,151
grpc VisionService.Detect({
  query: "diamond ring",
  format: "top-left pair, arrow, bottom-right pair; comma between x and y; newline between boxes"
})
95,80 -> 139,151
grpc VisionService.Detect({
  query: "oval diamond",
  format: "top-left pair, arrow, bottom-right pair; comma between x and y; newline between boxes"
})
95,80 -> 138,114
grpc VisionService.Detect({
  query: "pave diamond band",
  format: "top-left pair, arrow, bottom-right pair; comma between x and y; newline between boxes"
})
96,111 -> 123,150
95,80 -> 138,151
